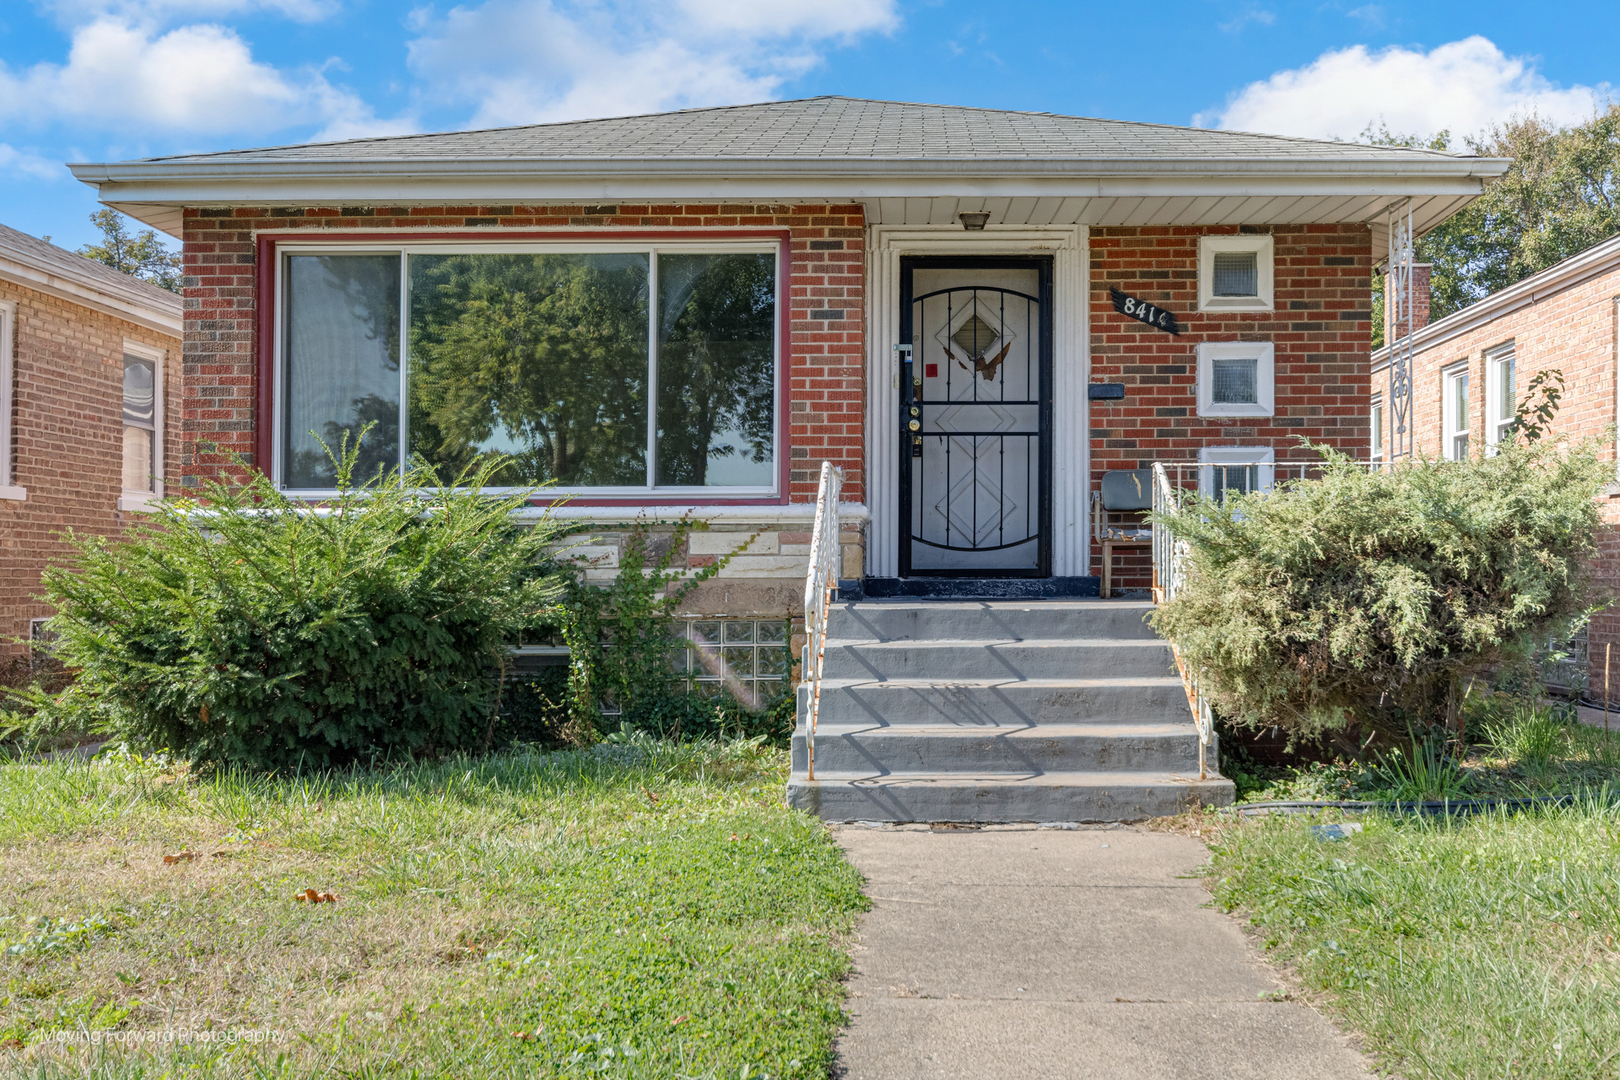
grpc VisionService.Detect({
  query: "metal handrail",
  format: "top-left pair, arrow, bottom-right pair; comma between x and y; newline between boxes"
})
1150,463 -> 1213,780
802,461 -> 844,782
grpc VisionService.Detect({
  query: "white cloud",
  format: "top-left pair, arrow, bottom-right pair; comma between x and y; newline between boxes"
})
0,144 -> 64,181
0,18 -> 412,139
1218,7 -> 1275,34
1197,36 -> 1610,140
407,0 -> 898,129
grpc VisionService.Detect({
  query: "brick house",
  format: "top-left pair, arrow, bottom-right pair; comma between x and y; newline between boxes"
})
1373,233 -> 1620,697
67,97 -> 1507,818
0,222 -> 182,658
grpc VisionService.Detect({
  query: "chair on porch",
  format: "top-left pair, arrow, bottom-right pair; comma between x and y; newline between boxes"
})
1092,469 -> 1153,599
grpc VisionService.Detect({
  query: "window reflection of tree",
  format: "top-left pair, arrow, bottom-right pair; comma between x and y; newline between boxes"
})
285,255 -> 400,488
407,254 -> 650,487
655,254 -> 775,487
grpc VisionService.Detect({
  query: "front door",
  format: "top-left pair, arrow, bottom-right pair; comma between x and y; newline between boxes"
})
899,257 -> 1053,578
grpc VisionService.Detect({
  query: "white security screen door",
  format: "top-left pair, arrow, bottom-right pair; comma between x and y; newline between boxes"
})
899,257 -> 1053,577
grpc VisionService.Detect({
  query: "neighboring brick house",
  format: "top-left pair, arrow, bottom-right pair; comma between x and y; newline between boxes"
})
1373,233 -> 1620,694
68,97 -> 1503,612
0,222 -> 182,656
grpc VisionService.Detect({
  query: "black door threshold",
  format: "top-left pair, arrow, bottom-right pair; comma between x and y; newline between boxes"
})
856,576 -> 1100,600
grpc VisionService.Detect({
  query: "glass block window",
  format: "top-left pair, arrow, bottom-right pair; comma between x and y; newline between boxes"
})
1210,358 -> 1258,404
675,618 -> 792,708
1211,251 -> 1259,297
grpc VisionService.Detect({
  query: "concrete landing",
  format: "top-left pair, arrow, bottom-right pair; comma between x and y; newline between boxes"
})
833,826 -> 1376,1080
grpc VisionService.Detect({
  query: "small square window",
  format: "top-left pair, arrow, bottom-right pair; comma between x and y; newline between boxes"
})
1211,252 -> 1259,298
1196,342 -> 1275,417
1198,235 -> 1274,312
1210,358 -> 1258,404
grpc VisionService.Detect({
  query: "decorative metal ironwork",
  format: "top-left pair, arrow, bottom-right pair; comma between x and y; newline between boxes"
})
1386,200 -> 1417,460
801,460 -> 843,782
899,259 -> 1053,578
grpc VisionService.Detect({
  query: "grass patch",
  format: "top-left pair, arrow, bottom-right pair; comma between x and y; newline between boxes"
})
1209,798 -> 1620,1079
0,737 -> 865,1078
1224,698 -> 1620,804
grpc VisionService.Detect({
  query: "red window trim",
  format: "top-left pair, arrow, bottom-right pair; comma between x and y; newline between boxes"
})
255,229 -> 795,507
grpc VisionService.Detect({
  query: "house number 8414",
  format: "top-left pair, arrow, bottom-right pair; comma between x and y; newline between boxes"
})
1109,286 -> 1182,336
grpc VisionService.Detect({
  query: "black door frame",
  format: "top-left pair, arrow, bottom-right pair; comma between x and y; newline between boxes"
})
897,255 -> 1054,579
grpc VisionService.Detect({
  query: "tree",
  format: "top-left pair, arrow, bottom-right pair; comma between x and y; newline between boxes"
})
76,209 -> 182,293
1369,106 -> 1620,345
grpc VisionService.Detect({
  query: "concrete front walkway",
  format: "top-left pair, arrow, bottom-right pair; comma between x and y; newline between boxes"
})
833,825 -> 1377,1080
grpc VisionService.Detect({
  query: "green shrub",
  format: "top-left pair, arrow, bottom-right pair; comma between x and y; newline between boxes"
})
560,523 -> 797,746
22,437 -> 564,770
1150,440 -> 1610,740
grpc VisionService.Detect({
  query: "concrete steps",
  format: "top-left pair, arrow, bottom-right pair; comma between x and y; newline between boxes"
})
786,600 -> 1235,823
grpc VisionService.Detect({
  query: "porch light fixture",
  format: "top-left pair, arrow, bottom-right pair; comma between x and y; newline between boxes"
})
958,211 -> 990,231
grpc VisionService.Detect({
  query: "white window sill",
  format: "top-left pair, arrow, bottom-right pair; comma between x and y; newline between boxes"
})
1198,404 -> 1275,418
119,493 -> 161,512
1199,297 -> 1273,313
0,484 -> 25,502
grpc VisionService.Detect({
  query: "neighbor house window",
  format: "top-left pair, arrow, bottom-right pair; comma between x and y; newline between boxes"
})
120,341 -> 164,511
1442,363 -> 1470,461
278,245 -> 780,494
0,300 -> 21,501
1485,343 -> 1516,451
1196,341 -> 1275,417
1198,235 -> 1274,312
1370,397 -> 1384,462
1199,446 -> 1274,501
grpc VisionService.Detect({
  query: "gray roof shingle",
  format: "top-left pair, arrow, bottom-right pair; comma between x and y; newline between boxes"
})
130,96 -> 1474,166
0,221 -> 181,316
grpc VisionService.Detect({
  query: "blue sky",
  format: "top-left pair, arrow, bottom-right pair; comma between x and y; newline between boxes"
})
1,0 -> 1615,251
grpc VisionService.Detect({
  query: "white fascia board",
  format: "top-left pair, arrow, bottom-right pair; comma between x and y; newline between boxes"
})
1371,232 -> 1620,372
70,158 -> 1505,207
0,256 -> 182,335
515,502 -> 869,525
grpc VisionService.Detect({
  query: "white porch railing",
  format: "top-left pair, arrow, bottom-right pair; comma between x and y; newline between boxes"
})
1149,458 -> 1387,780
802,461 -> 844,782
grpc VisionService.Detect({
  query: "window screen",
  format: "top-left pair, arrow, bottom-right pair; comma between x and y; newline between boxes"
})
1211,357 -> 1259,404
1211,252 -> 1259,297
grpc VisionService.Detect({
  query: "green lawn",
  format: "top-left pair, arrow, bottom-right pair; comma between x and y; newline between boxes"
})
0,738 -> 865,1078
1209,799 -> 1620,1080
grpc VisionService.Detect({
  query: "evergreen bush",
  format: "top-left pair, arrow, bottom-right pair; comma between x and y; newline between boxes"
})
22,437 -> 564,770
1149,440 -> 1610,741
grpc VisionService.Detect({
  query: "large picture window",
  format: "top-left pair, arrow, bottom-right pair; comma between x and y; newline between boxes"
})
277,244 -> 780,494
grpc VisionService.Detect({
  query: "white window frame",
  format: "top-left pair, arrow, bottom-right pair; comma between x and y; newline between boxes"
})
1484,342 -> 1516,452
272,240 -> 784,499
1196,340 -> 1275,417
0,300 -> 22,501
1442,362 -> 1471,462
1370,396 -> 1385,463
1198,445 -> 1275,499
119,339 -> 165,512
1198,234 -> 1275,313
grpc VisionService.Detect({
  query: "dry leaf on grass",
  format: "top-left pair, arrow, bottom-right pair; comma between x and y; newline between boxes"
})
1,1037 -> 23,1051
294,888 -> 340,904
510,1030 -> 536,1041
162,850 -> 197,865
642,787 -> 660,806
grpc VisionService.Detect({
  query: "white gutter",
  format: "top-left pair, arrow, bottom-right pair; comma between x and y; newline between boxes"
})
1372,232 -> 1620,371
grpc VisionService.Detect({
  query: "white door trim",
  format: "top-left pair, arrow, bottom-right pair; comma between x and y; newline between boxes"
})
865,224 -> 1090,578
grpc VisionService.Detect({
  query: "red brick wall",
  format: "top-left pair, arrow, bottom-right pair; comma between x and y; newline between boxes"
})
0,280 -> 181,655
1090,224 -> 1374,586
1399,259 -> 1620,692
180,204 -> 865,504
